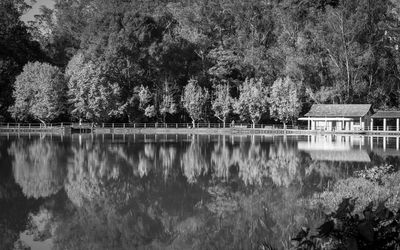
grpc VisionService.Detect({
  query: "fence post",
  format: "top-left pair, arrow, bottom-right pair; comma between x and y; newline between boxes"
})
123,123 -> 126,128
18,123 -> 20,129
29,123 -> 31,129
134,123 -> 136,128
7,123 -> 9,128
176,123 -> 178,128
112,123 -> 114,129
144,123 -> 146,128
102,123 -> 104,128
61,123 -> 63,128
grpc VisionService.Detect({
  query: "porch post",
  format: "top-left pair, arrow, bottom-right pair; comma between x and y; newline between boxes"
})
308,119 -> 310,130
360,117 -> 362,130
383,118 -> 387,131
383,136 -> 386,151
397,118 -> 399,132
370,136 -> 373,150
370,118 -> 374,131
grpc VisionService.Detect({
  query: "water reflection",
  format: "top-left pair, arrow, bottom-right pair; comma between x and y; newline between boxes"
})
9,137 -> 68,199
299,135 -> 371,162
2,134 -> 400,249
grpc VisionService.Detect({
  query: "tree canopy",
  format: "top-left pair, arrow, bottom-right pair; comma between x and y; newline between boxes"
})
234,78 -> 269,127
9,62 -> 66,123
2,0 -> 400,123
182,79 -> 209,127
0,0 -> 46,121
269,77 -> 303,126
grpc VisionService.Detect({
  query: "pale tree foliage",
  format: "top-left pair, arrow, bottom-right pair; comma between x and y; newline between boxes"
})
182,79 -> 209,128
305,86 -> 339,104
234,78 -> 269,128
159,82 -> 178,122
138,85 -> 156,119
9,62 -> 66,124
211,83 -> 233,128
160,94 -> 176,118
269,77 -> 302,127
66,53 -> 122,122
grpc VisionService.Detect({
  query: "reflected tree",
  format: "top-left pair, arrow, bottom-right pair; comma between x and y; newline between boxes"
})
9,138 -> 68,199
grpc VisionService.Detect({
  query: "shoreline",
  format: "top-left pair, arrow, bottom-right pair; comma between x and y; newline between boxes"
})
2,126 -> 400,136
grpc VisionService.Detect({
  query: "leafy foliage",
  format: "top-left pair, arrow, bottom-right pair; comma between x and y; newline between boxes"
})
269,77 -> 303,125
3,0 -> 400,122
211,83 -> 234,127
9,62 -> 66,123
66,53 -> 122,122
182,79 -> 209,126
292,165 -> 400,249
0,0 -> 45,120
291,198 -> 400,250
234,78 -> 269,127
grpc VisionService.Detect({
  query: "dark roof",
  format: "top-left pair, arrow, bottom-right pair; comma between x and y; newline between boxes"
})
371,111 -> 400,119
305,104 -> 372,117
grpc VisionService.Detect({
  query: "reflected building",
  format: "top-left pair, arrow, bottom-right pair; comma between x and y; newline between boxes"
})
298,135 -> 371,162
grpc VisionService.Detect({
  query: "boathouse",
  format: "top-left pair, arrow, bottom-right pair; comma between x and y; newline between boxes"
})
371,111 -> 400,131
299,104 -> 373,131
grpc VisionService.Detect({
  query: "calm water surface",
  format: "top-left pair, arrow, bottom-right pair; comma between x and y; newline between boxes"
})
1,133 -> 399,250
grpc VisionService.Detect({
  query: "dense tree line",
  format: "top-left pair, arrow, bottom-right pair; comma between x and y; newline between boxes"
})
2,0 -> 400,125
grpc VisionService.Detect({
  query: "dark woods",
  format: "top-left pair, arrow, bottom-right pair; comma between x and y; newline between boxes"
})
1,0 -> 400,124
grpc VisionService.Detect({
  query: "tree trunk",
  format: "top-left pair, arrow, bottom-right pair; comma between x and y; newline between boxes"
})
38,118 -> 46,127
223,117 -> 226,128
252,120 -> 256,129
192,119 -> 195,129
339,13 -> 351,101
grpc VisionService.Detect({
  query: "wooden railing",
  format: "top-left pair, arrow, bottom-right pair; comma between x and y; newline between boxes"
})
0,122 -> 309,130
2,122 -> 400,133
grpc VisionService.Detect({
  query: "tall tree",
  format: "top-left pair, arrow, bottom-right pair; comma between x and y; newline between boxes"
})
138,85 -> 156,119
269,77 -> 303,127
234,78 -> 269,128
0,0 -> 45,120
66,53 -> 122,122
182,79 -> 209,128
9,62 -> 66,124
159,82 -> 178,123
309,0 -> 398,105
211,83 -> 233,127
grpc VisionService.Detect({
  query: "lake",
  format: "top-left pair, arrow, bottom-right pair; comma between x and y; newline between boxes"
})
1,133 -> 399,250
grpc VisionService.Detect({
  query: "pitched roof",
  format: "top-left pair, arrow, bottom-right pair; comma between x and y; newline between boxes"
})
304,104 -> 372,117
371,111 -> 400,119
